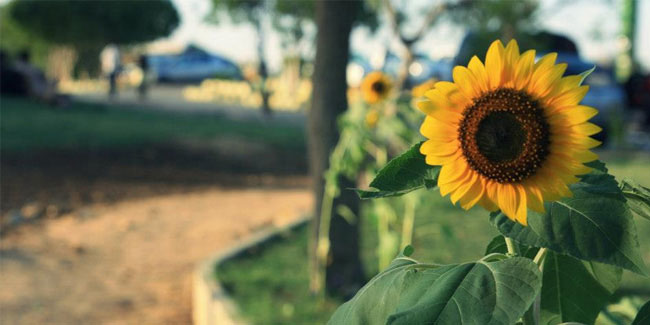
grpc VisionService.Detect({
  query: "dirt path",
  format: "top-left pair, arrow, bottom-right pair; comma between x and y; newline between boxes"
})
0,187 -> 312,324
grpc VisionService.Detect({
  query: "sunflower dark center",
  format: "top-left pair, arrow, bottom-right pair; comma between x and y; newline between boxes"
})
371,80 -> 386,93
459,88 -> 550,183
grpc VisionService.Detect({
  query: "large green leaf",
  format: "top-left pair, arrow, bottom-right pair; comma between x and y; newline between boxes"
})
328,256 -> 541,325
620,179 -> 650,221
540,251 -> 622,325
632,300 -> 650,325
490,161 -> 647,275
356,141 -> 440,199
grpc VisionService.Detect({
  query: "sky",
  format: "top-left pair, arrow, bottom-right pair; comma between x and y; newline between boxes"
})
161,0 -> 650,73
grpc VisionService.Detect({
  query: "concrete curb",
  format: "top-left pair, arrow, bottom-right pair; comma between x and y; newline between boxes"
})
192,216 -> 310,325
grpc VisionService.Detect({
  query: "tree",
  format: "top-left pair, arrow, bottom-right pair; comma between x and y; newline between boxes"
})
7,0 -> 179,78
8,0 -> 179,46
308,0 -> 366,298
209,0 -> 274,116
382,0 -> 469,90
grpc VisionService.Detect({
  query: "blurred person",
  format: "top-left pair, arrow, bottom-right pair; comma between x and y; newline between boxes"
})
101,44 -> 121,98
138,54 -> 149,101
11,50 -> 64,105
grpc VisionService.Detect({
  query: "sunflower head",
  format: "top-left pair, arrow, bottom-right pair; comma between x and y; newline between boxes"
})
361,71 -> 392,104
417,39 -> 601,226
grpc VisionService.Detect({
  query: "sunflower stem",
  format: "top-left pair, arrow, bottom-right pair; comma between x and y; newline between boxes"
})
533,247 -> 547,268
504,237 -> 517,256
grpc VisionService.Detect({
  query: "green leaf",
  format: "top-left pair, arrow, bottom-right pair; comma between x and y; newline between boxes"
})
490,161 -> 648,275
484,235 -> 538,258
540,251 -> 622,325
356,141 -> 440,199
620,179 -> 650,221
402,245 -> 414,257
578,66 -> 596,85
328,257 -> 541,325
632,300 -> 650,325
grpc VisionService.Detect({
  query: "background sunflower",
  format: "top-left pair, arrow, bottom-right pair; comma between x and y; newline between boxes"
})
360,71 -> 392,104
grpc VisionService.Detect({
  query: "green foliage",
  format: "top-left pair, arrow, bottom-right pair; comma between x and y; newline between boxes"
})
541,252 -> 622,325
357,142 -> 440,199
621,179 -> 650,221
329,254 -> 541,325
490,161 -> 647,275
632,300 -> 650,325
0,5 -> 50,68
8,0 -> 179,46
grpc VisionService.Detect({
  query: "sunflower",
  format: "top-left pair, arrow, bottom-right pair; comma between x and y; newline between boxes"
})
361,71 -> 392,104
417,39 -> 601,225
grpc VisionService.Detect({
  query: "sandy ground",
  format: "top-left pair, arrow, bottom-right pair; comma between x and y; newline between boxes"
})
0,186 -> 312,324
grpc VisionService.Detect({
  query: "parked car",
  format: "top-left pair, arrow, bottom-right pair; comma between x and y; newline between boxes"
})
149,45 -> 241,83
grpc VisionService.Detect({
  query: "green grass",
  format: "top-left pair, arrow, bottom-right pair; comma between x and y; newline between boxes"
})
216,226 -> 343,324
216,155 -> 650,324
0,96 -> 305,153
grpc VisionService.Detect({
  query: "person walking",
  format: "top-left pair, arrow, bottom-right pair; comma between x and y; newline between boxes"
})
100,44 -> 121,98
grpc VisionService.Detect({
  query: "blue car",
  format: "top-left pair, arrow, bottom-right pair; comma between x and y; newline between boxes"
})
149,45 -> 242,83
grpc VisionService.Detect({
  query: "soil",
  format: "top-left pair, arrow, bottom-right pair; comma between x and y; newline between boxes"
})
0,141 -> 312,324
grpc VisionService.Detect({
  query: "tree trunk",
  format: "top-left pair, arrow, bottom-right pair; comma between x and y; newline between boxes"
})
308,0 -> 364,298
255,13 -> 272,117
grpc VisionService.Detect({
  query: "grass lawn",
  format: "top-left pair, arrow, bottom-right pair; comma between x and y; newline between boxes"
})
216,155 -> 650,324
1,96 -> 305,153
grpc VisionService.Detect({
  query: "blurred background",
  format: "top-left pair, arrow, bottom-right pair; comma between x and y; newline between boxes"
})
1,0 -> 649,324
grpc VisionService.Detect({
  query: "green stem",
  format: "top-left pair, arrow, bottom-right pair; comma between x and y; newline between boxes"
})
400,196 -> 416,249
533,247 -> 548,268
522,248 -> 548,325
504,237 -> 517,256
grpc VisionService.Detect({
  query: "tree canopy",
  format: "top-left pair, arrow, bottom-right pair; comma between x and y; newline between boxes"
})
8,0 -> 180,47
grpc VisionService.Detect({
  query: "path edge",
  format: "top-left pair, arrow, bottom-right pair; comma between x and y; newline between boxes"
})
192,216 -> 310,325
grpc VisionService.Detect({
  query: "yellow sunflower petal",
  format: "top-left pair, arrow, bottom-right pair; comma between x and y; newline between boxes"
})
532,52 -> 558,76
502,39 -> 521,85
417,100 -> 463,125
548,105 -> 598,126
424,151 -> 461,166
440,167 -> 473,197
459,177 -> 486,210
453,66 -> 481,100
450,172 -> 476,204
551,135 -> 601,149
531,63 -> 567,98
545,75 -> 582,99
524,184 -> 545,214
547,85 -> 589,108
497,183 -> 519,222
514,185 -> 528,226
419,116 -> 457,138
479,194 -> 499,212
467,56 -> 489,92
513,50 -> 536,90
438,158 -> 469,186
571,122 -> 602,136
485,40 -> 505,89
